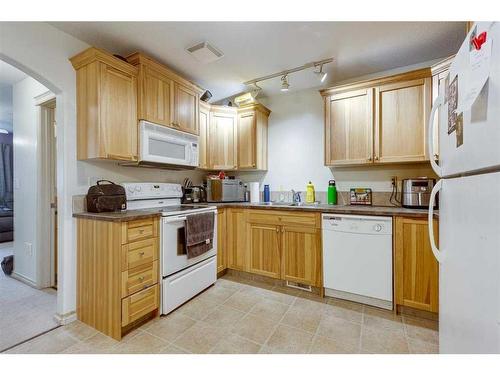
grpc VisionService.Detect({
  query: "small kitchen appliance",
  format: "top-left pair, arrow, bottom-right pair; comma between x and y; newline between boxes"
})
182,186 -> 207,204
205,178 -> 246,202
401,178 -> 437,209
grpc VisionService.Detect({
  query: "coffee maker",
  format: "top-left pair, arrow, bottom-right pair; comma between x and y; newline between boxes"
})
182,185 -> 207,204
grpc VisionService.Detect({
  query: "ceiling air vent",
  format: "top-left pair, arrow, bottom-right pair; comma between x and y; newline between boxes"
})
186,42 -> 223,63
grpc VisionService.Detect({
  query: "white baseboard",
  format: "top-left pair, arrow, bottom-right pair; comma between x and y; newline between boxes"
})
11,271 -> 38,288
54,311 -> 76,325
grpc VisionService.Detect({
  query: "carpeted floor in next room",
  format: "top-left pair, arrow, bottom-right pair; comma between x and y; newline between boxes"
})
0,242 -> 58,352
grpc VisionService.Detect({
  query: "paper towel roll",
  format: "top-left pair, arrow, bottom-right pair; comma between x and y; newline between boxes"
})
249,182 -> 260,203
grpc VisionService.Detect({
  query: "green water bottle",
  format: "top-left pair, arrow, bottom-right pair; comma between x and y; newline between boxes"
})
327,179 -> 337,205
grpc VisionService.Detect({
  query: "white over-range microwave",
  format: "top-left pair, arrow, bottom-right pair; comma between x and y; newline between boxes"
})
138,120 -> 199,168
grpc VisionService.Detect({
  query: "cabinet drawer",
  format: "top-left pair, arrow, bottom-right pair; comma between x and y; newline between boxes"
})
278,213 -> 319,227
122,238 -> 158,271
125,218 -> 157,243
121,284 -> 159,327
247,210 -> 319,227
121,260 -> 158,298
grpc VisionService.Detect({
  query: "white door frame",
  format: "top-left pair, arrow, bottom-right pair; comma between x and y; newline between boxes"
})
35,91 -> 57,289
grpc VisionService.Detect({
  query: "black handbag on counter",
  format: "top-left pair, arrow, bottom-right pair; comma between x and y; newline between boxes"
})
86,180 -> 126,213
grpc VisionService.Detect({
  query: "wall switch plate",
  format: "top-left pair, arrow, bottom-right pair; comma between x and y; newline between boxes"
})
24,242 -> 33,257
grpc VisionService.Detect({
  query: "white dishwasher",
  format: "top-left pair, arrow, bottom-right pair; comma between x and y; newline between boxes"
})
322,214 -> 393,310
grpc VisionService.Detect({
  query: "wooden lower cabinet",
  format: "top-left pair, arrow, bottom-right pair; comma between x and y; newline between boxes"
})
248,223 -> 281,279
281,226 -> 322,287
226,209 -> 248,271
216,209 -> 227,273
394,216 -> 439,313
77,217 -> 160,340
224,209 -> 322,288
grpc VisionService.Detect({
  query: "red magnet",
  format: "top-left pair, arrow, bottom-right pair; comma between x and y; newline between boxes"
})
472,31 -> 487,50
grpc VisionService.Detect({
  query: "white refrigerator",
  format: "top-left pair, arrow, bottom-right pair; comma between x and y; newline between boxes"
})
427,21 -> 500,353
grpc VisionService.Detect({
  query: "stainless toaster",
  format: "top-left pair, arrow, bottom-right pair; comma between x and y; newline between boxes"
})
206,178 -> 246,202
402,178 -> 438,209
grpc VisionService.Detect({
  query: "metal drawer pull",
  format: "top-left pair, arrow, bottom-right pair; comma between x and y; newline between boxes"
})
139,229 -> 145,234
138,276 -> 145,282
139,251 -> 145,256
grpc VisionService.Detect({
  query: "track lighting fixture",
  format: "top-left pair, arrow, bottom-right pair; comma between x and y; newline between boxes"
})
243,57 -> 333,94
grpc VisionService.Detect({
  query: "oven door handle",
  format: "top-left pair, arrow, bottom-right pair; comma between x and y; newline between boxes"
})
164,216 -> 188,223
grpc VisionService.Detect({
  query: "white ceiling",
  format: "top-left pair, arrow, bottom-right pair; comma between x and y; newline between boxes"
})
0,60 -> 27,132
51,22 -> 465,102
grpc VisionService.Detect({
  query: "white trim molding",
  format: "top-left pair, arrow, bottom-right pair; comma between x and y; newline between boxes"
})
53,311 -> 77,325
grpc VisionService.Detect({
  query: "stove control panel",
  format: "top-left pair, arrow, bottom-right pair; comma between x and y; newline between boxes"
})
122,182 -> 183,200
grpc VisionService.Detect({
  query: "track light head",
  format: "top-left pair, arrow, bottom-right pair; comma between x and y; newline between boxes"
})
280,75 -> 290,92
315,64 -> 328,83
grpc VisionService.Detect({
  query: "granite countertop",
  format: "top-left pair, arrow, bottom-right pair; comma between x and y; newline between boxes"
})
73,202 -> 436,222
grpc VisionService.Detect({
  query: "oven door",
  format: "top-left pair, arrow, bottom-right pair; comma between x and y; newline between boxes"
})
161,212 -> 217,277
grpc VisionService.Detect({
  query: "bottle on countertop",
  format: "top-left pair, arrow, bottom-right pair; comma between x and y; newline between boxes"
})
306,181 -> 315,204
327,179 -> 337,205
263,184 -> 270,203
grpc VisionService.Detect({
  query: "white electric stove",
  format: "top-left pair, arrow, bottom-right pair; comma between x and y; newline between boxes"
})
122,182 -> 218,315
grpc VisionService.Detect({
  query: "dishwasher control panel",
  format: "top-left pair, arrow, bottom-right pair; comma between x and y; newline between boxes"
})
322,214 -> 392,235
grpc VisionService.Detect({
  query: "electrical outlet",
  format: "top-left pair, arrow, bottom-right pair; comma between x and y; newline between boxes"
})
24,242 -> 33,257
391,176 -> 397,187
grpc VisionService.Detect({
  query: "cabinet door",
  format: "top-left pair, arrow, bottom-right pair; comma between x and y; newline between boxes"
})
209,110 -> 237,170
226,209 -> 248,271
248,223 -> 281,279
325,88 -> 373,166
198,102 -> 210,169
99,63 -> 138,160
173,82 -> 199,135
395,217 -> 439,313
281,226 -> 322,287
237,111 -> 256,169
216,209 -> 226,274
374,78 -> 431,163
139,66 -> 174,127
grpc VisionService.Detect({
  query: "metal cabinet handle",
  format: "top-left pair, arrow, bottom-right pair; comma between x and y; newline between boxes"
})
139,229 -> 144,234
275,227 -> 279,233
139,251 -> 145,257
138,276 -> 145,282
367,156 -> 373,162
375,156 -> 379,161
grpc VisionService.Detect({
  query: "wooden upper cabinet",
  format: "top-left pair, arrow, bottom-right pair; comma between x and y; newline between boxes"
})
325,88 -> 373,166
209,106 -> 238,170
321,68 -> 432,166
127,52 -> 203,135
395,216 -> 439,313
174,82 -> 199,135
198,101 -> 211,169
374,77 -> 431,163
237,104 -> 270,170
139,66 -> 174,126
71,47 -> 138,161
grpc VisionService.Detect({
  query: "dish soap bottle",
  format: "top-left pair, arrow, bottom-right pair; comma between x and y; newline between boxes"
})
306,181 -> 315,204
327,179 -> 337,205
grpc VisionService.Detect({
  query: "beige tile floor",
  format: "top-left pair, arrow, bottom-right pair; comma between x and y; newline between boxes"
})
3,275 -> 439,354
0,243 -> 58,352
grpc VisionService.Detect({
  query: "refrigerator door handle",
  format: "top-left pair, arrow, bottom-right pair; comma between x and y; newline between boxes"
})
428,95 -> 444,177
428,179 -> 443,263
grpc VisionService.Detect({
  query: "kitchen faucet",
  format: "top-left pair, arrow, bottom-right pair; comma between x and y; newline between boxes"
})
291,189 -> 301,204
